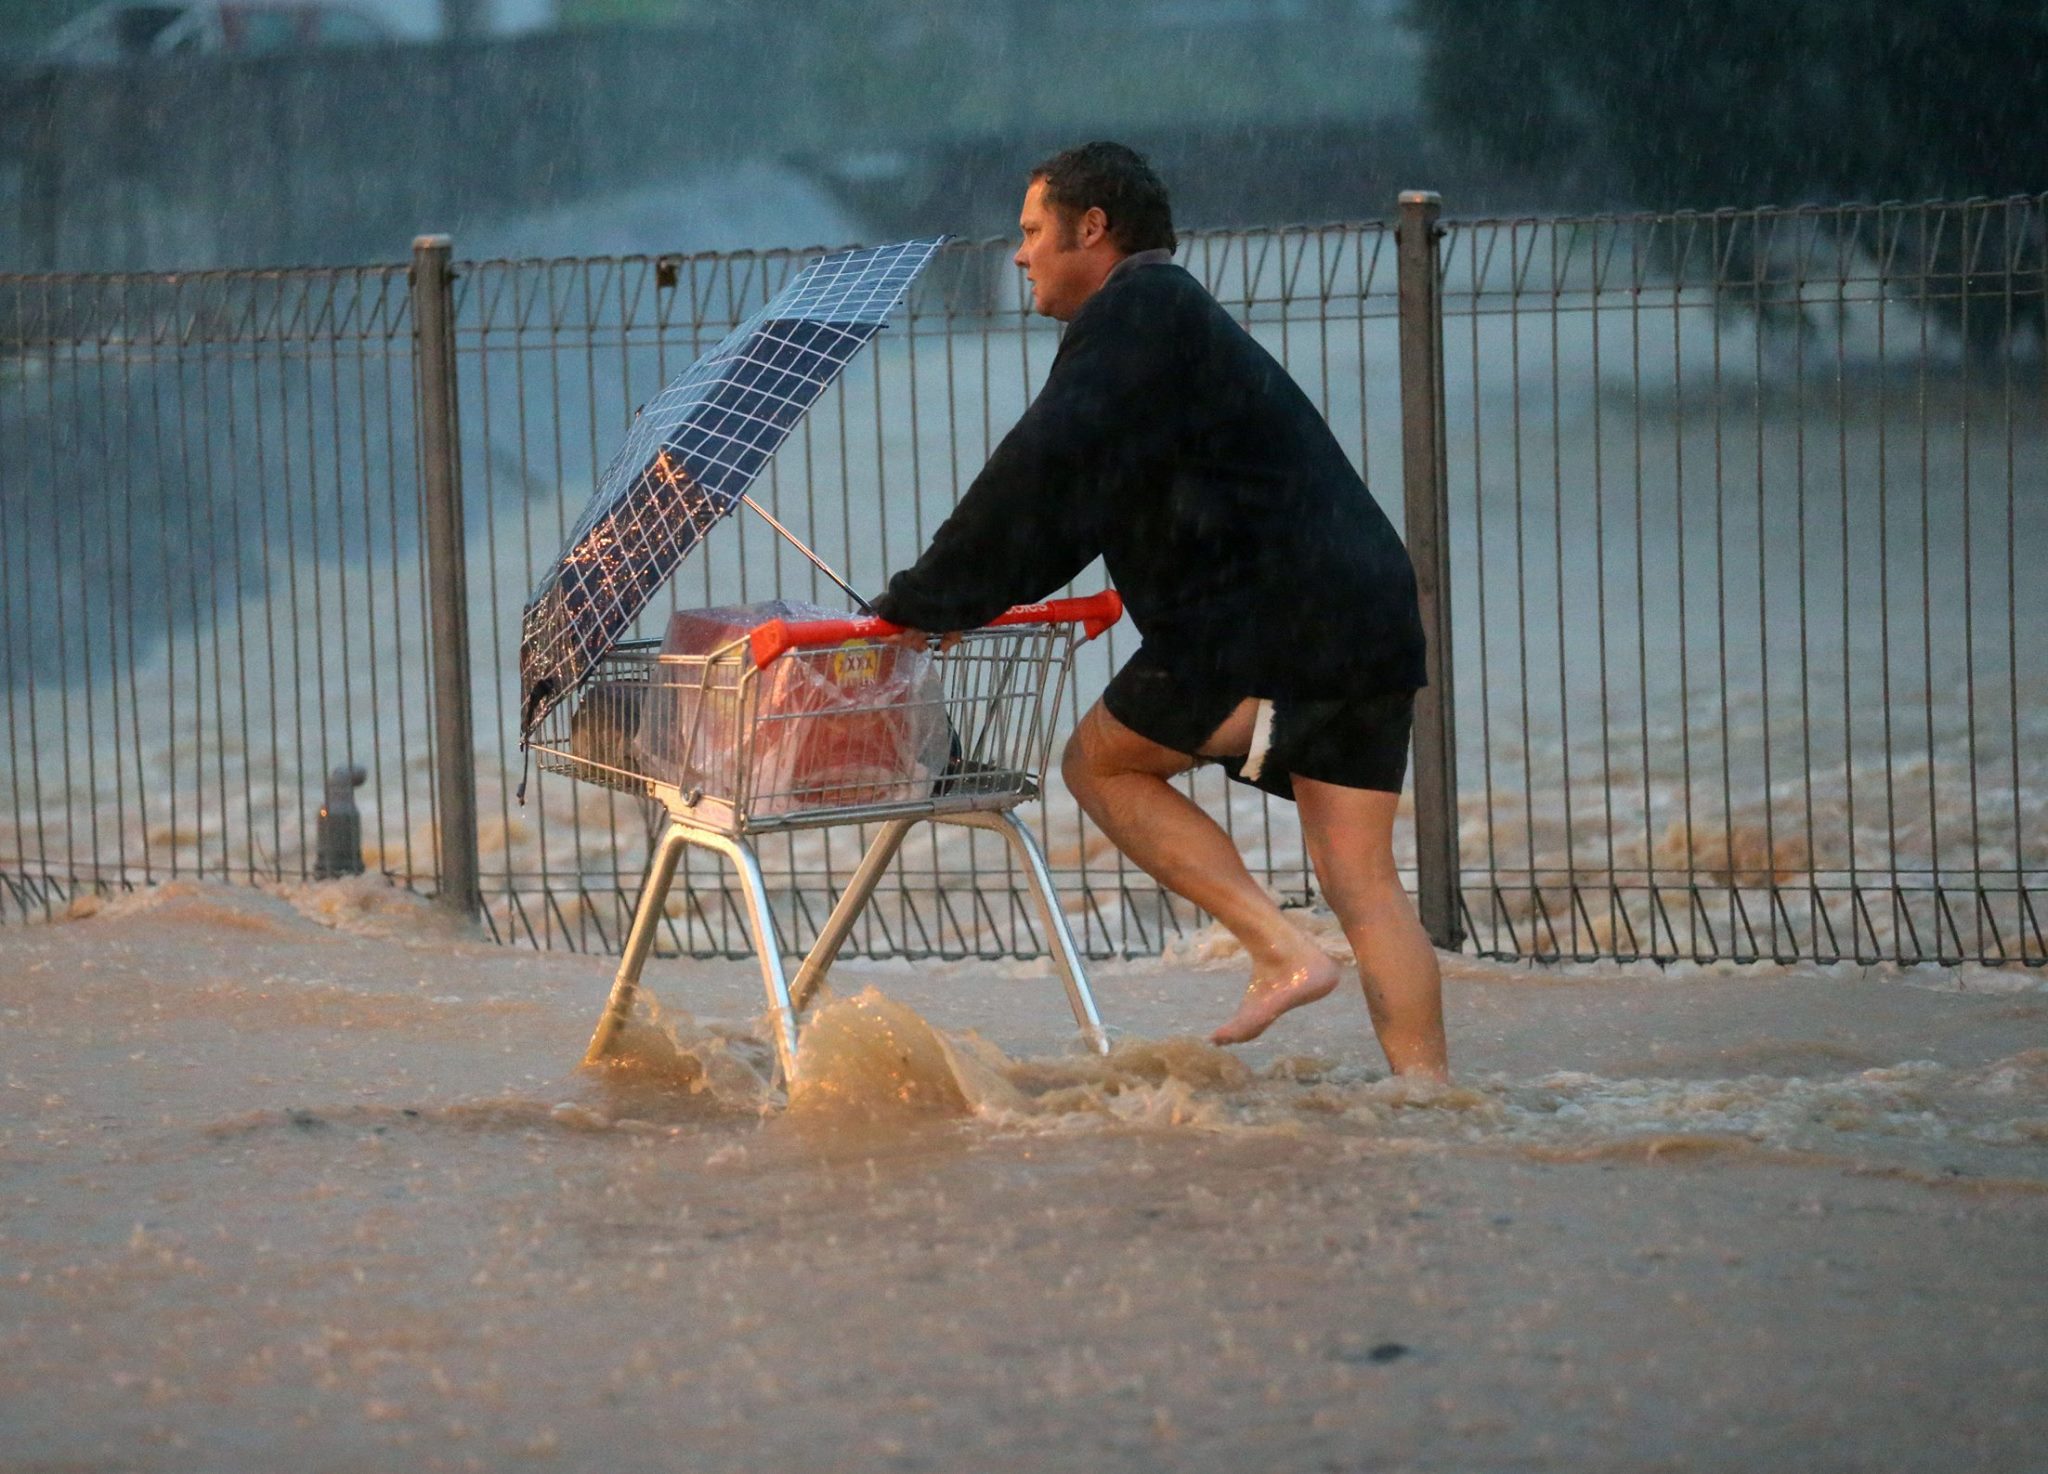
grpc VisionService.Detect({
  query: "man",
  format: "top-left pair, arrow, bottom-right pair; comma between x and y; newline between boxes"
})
873,142 -> 1448,1080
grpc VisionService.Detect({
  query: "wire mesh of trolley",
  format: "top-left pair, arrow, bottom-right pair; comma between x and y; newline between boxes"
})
526,593 -> 1123,1085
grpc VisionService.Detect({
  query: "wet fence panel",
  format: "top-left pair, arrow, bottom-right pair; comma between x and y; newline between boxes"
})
2,199 -> 2041,967
1440,198 -> 2047,963
0,267 -> 441,912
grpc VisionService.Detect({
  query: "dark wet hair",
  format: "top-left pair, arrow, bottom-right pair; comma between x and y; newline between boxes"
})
1029,141 -> 1176,255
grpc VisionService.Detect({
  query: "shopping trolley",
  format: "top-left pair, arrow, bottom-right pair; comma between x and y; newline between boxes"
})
527,591 -> 1123,1086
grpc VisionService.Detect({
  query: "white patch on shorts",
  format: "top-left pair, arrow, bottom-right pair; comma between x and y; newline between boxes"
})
1238,699 -> 1277,783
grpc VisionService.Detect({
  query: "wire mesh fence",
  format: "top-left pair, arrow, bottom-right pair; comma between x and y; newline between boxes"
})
1439,198 -> 2047,963
1,195 -> 2041,966
0,266 -> 442,917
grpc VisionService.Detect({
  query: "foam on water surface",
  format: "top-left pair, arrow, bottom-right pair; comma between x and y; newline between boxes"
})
13,880 -> 2046,1181
49,873 -> 482,948
785,988 -> 977,1119
5,885 -> 2045,1474
556,972 -> 2048,1181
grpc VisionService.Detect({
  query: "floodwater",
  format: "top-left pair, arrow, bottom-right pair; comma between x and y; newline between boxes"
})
4,879 -> 2045,1470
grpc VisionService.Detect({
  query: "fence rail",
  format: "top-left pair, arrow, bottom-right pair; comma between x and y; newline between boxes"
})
3,193 -> 2043,967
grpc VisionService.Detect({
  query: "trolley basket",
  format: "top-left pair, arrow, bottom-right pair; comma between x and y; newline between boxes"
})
527,592 -> 1123,1085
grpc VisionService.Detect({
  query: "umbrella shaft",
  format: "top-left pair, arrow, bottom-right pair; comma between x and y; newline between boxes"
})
739,493 -> 874,614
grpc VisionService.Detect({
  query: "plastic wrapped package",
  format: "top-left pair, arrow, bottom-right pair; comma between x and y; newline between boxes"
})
632,599 -> 949,815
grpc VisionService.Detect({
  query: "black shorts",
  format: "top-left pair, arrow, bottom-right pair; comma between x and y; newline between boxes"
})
1100,647 -> 1415,801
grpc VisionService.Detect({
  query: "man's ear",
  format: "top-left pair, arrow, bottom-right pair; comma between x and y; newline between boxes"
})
1079,206 -> 1110,248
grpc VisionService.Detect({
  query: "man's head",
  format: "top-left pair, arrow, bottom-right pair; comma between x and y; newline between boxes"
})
1014,141 -> 1176,321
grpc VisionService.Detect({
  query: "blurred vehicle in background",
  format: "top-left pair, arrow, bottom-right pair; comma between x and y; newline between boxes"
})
36,0 -> 394,62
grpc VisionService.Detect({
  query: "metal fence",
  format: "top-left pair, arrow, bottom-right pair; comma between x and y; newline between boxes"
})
2,193 -> 2042,966
1438,197 -> 2046,964
0,264 -> 437,901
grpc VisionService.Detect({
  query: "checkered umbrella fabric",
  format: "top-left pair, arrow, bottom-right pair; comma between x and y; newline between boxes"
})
519,236 -> 947,733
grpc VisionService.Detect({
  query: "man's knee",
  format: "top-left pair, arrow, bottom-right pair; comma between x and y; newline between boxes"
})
1059,727 -> 1098,797
1297,781 -> 1408,917
1318,868 -> 1411,928
1062,702 -> 1189,794
1062,710 -> 1128,802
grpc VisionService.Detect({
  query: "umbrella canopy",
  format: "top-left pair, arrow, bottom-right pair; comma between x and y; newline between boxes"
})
519,236 -> 948,733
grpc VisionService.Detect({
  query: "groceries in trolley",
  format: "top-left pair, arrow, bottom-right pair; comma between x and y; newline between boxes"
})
568,599 -> 950,816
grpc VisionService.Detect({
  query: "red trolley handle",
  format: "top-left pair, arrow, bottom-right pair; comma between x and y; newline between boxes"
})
747,590 -> 1124,669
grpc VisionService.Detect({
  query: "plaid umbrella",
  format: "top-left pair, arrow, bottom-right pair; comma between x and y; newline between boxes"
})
519,236 -> 948,733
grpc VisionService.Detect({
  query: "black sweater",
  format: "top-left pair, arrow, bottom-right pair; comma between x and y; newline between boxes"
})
872,258 -> 1427,700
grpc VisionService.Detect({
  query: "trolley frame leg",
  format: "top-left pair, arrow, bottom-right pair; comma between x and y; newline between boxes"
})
788,817 -> 917,1013
946,809 -> 1110,1055
585,809 -> 1108,1085
694,831 -> 803,1085
584,821 -> 690,1063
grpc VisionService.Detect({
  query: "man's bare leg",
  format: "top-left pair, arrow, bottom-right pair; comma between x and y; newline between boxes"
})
1061,700 -> 1340,1036
1293,776 -> 1449,1080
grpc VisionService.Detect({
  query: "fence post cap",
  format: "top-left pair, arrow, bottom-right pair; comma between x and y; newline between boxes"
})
1398,190 -> 1442,208
412,233 -> 453,252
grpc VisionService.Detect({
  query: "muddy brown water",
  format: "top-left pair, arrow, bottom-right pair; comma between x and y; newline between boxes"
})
3,880 -> 2044,1472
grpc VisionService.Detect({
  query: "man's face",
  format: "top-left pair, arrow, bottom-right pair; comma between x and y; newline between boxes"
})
1013,179 -> 1114,321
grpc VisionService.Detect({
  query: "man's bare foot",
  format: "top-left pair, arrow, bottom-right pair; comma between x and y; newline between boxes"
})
1209,952 -> 1342,1045
1389,1064 -> 1454,1087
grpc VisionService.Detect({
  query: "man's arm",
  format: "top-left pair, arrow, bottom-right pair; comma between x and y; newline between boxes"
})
872,290 -> 1178,631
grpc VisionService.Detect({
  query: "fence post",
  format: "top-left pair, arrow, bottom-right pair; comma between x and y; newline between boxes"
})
1395,191 -> 1463,951
411,234 -> 480,920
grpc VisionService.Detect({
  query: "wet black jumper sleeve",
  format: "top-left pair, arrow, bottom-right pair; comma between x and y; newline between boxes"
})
874,262 -> 1427,701
870,296 -> 1172,634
